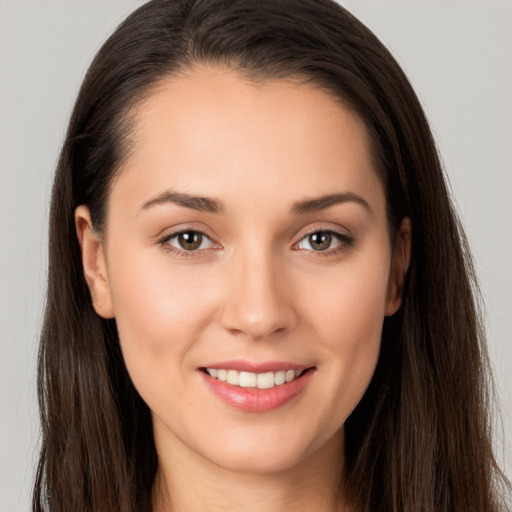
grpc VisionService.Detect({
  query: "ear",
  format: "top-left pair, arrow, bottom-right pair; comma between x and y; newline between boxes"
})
75,205 -> 115,318
385,217 -> 411,316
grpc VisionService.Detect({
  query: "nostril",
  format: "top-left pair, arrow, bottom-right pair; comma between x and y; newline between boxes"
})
220,301 -> 298,341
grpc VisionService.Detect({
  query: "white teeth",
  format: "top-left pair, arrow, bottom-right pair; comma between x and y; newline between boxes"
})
205,368 -> 305,388
274,370 -> 286,385
226,369 -> 239,385
239,371 -> 257,388
257,372 -> 275,389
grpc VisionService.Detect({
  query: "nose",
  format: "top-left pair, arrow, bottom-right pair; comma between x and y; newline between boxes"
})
220,247 -> 298,341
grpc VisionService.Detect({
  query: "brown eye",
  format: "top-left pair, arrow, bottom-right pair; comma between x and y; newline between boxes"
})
160,229 -> 216,256
177,231 -> 204,250
308,232 -> 333,251
295,230 -> 352,254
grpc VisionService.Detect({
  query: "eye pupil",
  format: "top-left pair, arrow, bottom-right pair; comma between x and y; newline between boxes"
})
178,231 -> 202,250
309,232 -> 332,251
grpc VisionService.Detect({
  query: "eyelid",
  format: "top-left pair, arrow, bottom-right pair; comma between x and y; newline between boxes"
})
292,222 -> 351,242
166,231 -> 214,250
155,222 -> 217,242
156,225 -> 222,258
291,225 -> 354,254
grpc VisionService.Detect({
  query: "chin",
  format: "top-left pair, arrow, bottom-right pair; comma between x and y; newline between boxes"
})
207,448 -> 308,475
198,425 -> 341,475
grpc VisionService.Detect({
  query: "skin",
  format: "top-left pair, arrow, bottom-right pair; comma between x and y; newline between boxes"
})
76,67 -> 410,512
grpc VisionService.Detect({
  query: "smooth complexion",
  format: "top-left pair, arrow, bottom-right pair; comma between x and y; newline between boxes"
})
76,67 -> 410,512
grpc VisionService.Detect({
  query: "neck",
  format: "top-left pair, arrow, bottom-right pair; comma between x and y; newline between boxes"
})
152,428 -> 349,512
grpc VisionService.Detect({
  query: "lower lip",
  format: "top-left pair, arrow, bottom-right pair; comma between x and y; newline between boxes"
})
200,369 -> 314,412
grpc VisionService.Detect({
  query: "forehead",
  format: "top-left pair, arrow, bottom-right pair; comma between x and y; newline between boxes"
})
111,66 -> 385,219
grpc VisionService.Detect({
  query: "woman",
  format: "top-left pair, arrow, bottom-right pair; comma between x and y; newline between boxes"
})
33,0 -> 510,511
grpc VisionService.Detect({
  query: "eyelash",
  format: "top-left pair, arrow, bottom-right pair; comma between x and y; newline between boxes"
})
292,229 -> 354,257
158,230 -> 218,259
158,228 -> 354,258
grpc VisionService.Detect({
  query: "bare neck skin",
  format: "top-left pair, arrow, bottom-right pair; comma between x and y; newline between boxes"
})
152,424 -> 347,512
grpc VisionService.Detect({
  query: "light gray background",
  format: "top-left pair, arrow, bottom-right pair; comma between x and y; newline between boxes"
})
1,1 -> 510,510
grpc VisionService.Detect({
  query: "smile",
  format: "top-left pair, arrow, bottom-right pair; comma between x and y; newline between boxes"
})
204,368 -> 304,389
200,364 -> 315,412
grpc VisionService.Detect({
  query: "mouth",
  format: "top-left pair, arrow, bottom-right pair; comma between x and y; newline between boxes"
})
201,367 -> 308,389
199,364 -> 315,412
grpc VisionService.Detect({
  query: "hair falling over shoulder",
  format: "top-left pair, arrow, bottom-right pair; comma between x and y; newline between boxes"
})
33,1 -> 510,511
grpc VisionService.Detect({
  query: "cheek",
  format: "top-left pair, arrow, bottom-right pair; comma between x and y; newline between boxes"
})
304,247 -> 391,340
301,252 -> 391,414
105,244 -> 220,376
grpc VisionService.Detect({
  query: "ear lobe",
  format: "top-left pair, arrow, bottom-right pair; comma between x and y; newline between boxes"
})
385,217 -> 411,316
75,205 -> 115,318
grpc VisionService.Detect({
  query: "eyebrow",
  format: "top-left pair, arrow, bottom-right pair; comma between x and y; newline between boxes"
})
141,189 -> 371,216
292,192 -> 372,215
141,190 -> 223,213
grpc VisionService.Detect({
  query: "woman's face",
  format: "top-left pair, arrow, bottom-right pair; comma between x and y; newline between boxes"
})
78,67 -> 408,474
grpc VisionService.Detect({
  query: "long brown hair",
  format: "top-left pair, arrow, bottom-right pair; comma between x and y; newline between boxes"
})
33,1 -> 510,511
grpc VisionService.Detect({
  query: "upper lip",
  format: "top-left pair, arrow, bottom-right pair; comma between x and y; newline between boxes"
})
200,360 -> 312,373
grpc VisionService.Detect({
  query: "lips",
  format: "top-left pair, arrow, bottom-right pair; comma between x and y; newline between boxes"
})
205,368 -> 304,388
200,361 -> 314,412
